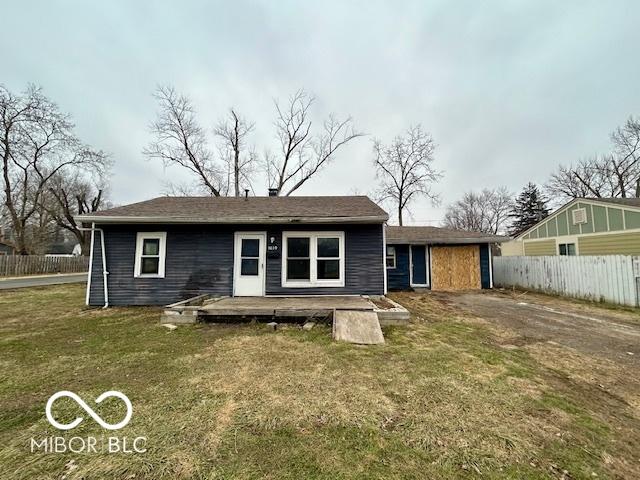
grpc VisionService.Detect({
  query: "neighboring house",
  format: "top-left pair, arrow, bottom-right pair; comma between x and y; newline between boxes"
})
385,226 -> 506,291
0,240 -> 15,255
76,195 -> 388,306
45,241 -> 82,257
501,198 -> 640,256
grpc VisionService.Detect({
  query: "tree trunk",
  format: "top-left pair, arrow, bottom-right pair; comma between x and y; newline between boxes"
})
398,205 -> 404,226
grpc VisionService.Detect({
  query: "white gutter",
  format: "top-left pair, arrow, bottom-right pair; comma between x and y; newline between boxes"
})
78,223 -> 109,308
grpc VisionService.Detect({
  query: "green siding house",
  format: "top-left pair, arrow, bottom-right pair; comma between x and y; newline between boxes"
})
501,198 -> 640,256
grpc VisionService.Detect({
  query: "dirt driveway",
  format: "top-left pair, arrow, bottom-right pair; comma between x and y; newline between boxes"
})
435,289 -> 640,367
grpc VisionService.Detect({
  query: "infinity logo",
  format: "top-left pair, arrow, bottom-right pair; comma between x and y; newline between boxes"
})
45,391 -> 133,431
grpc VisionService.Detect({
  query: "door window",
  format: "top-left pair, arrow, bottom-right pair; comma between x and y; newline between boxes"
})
240,238 -> 260,276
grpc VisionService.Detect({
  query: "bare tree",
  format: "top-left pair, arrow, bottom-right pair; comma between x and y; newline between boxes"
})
547,116 -> 640,202
214,109 -> 256,196
144,86 -> 224,196
144,86 -> 258,197
442,187 -> 513,234
373,125 -> 441,226
546,157 -> 612,202
0,84 -> 108,254
265,90 -> 363,196
45,170 -> 108,255
610,116 -> 640,197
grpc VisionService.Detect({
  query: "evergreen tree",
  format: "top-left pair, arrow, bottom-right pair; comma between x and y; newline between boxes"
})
508,183 -> 550,236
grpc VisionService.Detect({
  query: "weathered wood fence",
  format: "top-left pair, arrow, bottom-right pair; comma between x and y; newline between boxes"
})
493,255 -> 640,307
0,255 -> 89,277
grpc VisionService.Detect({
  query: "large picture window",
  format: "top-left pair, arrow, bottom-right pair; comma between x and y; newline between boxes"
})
134,232 -> 167,278
282,232 -> 344,287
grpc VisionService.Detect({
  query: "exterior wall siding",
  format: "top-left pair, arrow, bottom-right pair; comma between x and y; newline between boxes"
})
266,224 -> 384,296
592,205 -> 608,232
523,239 -> 556,256
500,240 -> 524,256
578,232 -> 640,256
386,244 -> 410,290
89,223 -> 384,306
512,201 -> 640,257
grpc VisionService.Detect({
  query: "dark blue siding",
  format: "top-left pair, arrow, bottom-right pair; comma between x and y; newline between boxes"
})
479,243 -> 491,289
89,223 -> 384,306
266,224 -> 384,296
386,244 -> 410,290
90,225 -> 234,306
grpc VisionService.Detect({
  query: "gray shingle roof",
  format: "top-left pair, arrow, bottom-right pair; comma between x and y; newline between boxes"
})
76,196 -> 388,224
386,226 -> 507,244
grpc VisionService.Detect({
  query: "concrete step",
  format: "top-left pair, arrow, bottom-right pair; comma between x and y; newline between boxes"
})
333,310 -> 385,345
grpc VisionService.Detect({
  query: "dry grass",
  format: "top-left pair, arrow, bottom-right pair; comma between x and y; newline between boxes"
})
0,285 -> 638,479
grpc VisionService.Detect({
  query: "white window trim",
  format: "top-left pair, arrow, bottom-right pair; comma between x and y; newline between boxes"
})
134,232 -> 167,278
556,235 -> 579,256
386,245 -> 396,269
281,231 -> 345,288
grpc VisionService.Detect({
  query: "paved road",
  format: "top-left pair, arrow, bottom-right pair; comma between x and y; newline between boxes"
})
0,273 -> 87,290
438,290 -> 640,367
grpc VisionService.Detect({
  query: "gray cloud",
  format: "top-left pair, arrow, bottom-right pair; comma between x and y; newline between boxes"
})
2,0 -> 639,224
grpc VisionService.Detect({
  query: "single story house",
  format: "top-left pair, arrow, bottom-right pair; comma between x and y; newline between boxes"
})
76,195 -> 388,306
501,197 -> 640,256
385,226 -> 506,290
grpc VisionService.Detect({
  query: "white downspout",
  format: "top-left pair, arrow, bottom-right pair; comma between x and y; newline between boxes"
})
489,244 -> 494,289
78,223 -> 109,308
85,226 -> 95,305
382,223 -> 388,295
98,227 -> 109,307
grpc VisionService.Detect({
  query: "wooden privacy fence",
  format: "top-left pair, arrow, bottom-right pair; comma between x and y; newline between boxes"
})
493,255 -> 640,307
0,256 -> 89,277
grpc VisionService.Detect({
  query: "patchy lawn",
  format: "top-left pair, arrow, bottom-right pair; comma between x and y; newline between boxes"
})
0,286 -> 638,479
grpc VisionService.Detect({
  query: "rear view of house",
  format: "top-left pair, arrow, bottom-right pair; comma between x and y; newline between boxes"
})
385,226 -> 505,290
76,195 -> 388,306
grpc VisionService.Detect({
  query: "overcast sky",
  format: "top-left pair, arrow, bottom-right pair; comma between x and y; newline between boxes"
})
3,1 -> 639,225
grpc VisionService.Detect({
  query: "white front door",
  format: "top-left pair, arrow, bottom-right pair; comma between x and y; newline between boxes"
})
233,232 -> 266,296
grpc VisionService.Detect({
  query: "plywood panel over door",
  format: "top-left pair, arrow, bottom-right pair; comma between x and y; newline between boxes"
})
431,245 -> 481,290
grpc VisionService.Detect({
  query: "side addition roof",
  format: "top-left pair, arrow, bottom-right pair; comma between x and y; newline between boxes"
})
386,226 -> 507,245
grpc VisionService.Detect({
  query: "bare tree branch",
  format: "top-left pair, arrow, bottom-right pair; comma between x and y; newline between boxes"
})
143,85 -> 223,196
264,89 -> 363,196
214,109 -> 256,196
547,116 -> 640,203
1,84 -> 109,254
442,187 -> 513,234
372,125 -> 442,226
